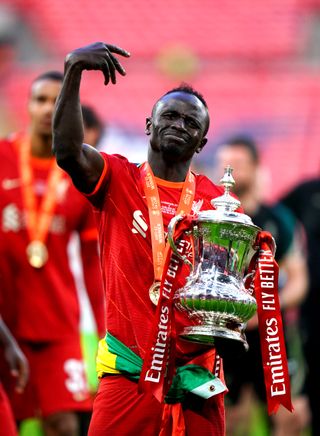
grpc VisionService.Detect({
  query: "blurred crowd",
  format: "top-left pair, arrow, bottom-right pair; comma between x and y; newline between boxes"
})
0,66 -> 318,436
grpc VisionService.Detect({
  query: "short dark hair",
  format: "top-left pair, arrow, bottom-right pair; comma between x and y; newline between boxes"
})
153,83 -> 210,134
222,135 -> 259,164
162,83 -> 208,108
32,71 -> 64,84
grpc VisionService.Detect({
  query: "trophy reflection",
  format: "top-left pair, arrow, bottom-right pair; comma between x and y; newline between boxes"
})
168,166 -> 261,356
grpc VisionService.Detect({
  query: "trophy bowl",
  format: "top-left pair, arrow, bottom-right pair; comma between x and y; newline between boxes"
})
168,166 -> 261,357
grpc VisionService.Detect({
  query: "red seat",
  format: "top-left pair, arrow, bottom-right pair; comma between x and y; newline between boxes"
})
5,0 -> 304,57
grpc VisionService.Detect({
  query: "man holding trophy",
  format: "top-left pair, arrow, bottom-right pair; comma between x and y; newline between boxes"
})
53,41 -> 292,435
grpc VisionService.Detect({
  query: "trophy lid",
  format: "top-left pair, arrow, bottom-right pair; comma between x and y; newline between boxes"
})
211,165 -> 241,212
197,166 -> 259,228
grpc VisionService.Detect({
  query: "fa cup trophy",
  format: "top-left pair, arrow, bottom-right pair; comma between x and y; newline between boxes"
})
168,166 -> 261,356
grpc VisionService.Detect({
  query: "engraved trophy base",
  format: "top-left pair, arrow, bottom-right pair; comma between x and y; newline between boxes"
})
180,324 -> 248,358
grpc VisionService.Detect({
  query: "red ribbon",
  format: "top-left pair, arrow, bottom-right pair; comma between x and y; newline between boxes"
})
254,231 -> 293,414
139,216 -> 193,402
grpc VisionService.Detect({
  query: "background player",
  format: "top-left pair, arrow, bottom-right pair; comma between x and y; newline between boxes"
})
0,71 -> 105,436
214,136 -> 309,436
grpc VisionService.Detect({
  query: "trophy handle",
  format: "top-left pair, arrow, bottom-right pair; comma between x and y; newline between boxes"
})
167,214 -> 193,272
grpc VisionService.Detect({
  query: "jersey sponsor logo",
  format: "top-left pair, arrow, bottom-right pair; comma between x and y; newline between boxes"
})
131,202 -> 202,239
2,178 -> 21,190
132,210 -> 148,238
2,204 -> 23,232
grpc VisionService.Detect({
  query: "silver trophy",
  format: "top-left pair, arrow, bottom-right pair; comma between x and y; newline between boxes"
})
168,166 -> 261,356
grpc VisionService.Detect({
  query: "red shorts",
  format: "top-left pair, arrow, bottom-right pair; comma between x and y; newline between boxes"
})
4,337 -> 92,420
0,382 -> 17,436
89,375 -> 225,436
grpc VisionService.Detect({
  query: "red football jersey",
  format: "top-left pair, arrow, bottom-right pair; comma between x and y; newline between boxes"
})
0,135 -> 102,341
87,153 -> 224,362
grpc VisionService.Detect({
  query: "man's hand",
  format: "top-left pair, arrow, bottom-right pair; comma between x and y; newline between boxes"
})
54,41 -> 129,192
65,42 -> 130,85
4,339 -> 29,393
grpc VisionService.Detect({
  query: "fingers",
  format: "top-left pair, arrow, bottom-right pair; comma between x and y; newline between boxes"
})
102,50 -> 127,85
108,52 -> 127,77
67,42 -> 131,85
103,44 -> 130,83
105,44 -> 130,58
101,60 -> 111,85
11,358 -> 29,394
104,53 -> 117,84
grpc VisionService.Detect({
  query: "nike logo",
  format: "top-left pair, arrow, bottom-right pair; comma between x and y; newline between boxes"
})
132,210 -> 148,238
2,178 -> 21,190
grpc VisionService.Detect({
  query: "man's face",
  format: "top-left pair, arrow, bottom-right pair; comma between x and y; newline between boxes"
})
28,79 -> 62,137
215,145 -> 257,197
146,92 -> 209,163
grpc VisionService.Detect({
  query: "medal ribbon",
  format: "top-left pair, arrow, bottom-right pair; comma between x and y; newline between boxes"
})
139,224 -> 192,401
140,162 -> 195,283
253,231 -> 293,415
18,136 -> 64,246
139,164 -> 196,406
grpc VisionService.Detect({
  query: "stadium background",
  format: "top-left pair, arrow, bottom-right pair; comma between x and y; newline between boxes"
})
1,0 -> 320,201
0,1 -> 318,435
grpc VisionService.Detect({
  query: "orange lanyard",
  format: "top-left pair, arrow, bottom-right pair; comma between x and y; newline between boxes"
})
140,162 -> 196,283
19,137 -> 63,244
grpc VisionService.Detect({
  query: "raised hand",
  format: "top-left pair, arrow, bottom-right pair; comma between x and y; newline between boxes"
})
65,41 -> 130,85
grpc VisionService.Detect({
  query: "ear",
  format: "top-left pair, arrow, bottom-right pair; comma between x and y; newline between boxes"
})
196,138 -> 207,153
145,117 -> 152,135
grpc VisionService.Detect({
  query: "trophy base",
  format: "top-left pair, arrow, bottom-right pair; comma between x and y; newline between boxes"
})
180,324 -> 248,359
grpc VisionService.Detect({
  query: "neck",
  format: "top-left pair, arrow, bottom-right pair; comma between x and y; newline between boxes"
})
29,132 -> 53,158
147,155 -> 191,182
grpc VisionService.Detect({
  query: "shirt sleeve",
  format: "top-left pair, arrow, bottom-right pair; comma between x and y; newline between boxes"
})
84,153 -> 110,209
84,152 -> 135,210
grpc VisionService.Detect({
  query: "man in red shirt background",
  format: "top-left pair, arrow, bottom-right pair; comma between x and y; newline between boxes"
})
0,71 -> 104,435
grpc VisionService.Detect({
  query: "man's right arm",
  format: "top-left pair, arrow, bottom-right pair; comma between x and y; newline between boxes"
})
53,42 -> 130,193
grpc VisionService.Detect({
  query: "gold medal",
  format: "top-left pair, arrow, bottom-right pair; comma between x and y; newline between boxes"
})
18,137 -> 63,271
26,240 -> 48,268
141,163 -> 195,308
149,281 -> 160,306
